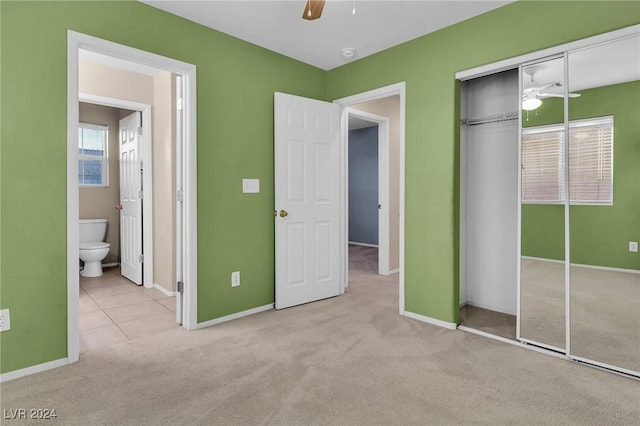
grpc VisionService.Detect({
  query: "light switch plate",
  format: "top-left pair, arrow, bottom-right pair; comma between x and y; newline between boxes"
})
629,241 -> 638,253
242,179 -> 260,193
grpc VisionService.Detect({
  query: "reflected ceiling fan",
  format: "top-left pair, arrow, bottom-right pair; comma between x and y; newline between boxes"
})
302,0 -> 326,20
522,66 -> 581,110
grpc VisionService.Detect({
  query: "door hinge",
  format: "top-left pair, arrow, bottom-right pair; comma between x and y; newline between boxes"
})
138,190 -> 143,199
177,281 -> 184,294
177,189 -> 184,203
177,98 -> 184,111
139,254 -> 144,263
137,126 -> 143,136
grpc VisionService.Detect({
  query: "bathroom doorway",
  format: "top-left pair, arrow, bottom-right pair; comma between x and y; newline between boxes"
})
67,31 -> 198,363
76,70 -> 178,352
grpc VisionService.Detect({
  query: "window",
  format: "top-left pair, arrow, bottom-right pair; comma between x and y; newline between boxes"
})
78,123 -> 108,186
522,116 -> 613,205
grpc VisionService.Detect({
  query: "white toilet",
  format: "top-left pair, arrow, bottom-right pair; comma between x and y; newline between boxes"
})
79,219 -> 111,278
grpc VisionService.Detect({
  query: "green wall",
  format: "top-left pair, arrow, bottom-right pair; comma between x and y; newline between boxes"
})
327,1 -> 639,323
522,81 -> 640,270
0,1 -> 326,374
1,0 -> 639,375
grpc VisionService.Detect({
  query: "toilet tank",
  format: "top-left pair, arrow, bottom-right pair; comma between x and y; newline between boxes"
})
79,219 -> 108,243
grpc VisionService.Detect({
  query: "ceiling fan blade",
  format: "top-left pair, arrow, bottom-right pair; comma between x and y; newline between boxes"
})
535,82 -> 562,92
537,92 -> 582,99
537,92 -> 564,99
302,0 -> 325,21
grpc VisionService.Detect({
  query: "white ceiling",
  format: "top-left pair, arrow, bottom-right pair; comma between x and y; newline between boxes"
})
141,0 -> 513,70
523,35 -> 640,95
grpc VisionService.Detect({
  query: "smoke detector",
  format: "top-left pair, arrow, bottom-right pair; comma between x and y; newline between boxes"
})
341,47 -> 356,59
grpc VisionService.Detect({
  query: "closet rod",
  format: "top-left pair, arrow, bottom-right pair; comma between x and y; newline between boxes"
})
461,111 -> 518,126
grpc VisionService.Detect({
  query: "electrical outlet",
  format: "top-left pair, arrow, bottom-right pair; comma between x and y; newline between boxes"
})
0,309 -> 11,332
629,241 -> 638,253
231,271 -> 240,287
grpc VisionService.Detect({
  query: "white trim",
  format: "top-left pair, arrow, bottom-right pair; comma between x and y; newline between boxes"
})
570,355 -> 640,380
334,82 -> 406,314
458,326 -> 568,359
348,241 -> 379,248
153,283 -> 177,297
519,337 -> 566,354
455,25 -> 640,81
460,326 -> 639,380
403,310 -> 457,330
388,268 -> 400,275
101,262 -> 119,268
570,263 -> 640,275
522,256 -> 640,274
68,31 -> 199,369
521,256 -> 565,264
0,358 -> 68,383
78,93 -> 155,289
346,108 -> 390,276
197,304 -> 274,329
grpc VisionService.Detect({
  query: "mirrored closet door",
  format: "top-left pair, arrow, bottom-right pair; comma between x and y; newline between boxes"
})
519,56 -> 567,351
459,25 -> 639,378
567,35 -> 640,375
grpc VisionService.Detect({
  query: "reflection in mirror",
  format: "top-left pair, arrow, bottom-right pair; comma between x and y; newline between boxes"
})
568,35 -> 640,374
519,57 -> 566,350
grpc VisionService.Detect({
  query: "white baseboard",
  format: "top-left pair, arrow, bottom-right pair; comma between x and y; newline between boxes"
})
402,311 -> 457,330
102,262 -> 119,268
153,283 -> 176,297
348,241 -> 379,248
0,358 -> 69,383
388,268 -> 400,275
197,304 -> 274,329
522,256 -> 564,264
523,256 -> 640,274
570,262 -> 640,275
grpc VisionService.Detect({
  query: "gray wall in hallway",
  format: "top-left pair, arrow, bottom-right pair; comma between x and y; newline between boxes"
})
349,126 -> 378,245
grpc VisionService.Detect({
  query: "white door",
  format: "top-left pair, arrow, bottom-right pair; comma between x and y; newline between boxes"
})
274,92 -> 341,309
119,111 -> 143,285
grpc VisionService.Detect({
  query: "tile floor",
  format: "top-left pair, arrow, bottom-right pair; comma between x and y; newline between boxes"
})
79,266 -> 178,353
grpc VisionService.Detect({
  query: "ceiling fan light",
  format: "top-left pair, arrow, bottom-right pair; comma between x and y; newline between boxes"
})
522,97 -> 542,111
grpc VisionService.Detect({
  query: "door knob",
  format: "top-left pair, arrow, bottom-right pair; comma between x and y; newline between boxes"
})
279,209 -> 288,218
115,204 -> 123,210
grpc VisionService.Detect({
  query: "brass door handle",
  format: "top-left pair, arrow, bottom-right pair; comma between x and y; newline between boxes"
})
279,209 -> 288,218
115,204 -> 123,210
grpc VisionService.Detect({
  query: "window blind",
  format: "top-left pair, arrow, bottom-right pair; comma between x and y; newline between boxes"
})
568,117 -> 613,204
522,116 -> 613,205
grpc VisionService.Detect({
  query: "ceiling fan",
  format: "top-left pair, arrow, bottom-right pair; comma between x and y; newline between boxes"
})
302,0 -> 326,21
522,66 -> 581,110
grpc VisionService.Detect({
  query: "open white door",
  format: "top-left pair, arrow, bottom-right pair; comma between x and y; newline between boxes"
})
274,92 -> 341,309
119,111 -> 143,285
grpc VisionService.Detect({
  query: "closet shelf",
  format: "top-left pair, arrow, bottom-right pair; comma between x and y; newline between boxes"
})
461,111 -> 518,126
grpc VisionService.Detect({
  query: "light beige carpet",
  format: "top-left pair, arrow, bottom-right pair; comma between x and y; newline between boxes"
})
1,246 -> 638,425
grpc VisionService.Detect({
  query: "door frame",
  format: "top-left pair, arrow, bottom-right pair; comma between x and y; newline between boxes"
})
345,108 -> 391,276
334,82 -> 406,314
79,94 -> 154,288
67,31 -> 198,364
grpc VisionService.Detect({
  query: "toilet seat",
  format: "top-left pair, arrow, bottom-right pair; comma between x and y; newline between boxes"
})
80,241 -> 110,250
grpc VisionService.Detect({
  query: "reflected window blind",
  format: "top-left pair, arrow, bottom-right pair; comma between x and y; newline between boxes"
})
522,116 -> 613,205
522,126 -> 565,202
569,117 -> 613,204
